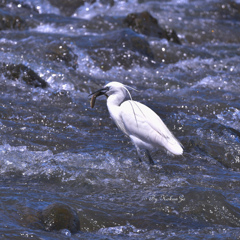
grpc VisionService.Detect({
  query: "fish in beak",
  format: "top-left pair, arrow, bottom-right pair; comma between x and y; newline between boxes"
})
89,87 -> 109,108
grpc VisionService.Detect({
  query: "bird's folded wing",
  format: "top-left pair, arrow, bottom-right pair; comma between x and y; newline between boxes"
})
120,101 -> 183,155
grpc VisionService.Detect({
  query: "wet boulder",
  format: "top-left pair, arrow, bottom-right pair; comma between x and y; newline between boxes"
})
180,190 -> 240,227
88,47 -> 153,71
0,9 -> 25,30
0,1 -> 39,14
212,1 -> 240,21
48,0 -> 94,16
124,11 -> 181,44
48,0 -> 114,16
87,29 -> 155,71
41,203 -> 80,233
192,121 -> 240,170
45,42 -> 78,69
0,63 -> 47,88
0,5 -> 38,30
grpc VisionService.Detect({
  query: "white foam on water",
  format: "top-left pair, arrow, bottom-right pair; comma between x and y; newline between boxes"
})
31,24 -> 96,37
193,75 -> 235,91
98,222 -> 147,236
0,144 -> 132,184
73,0 -> 144,19
27,0 -> 60,14
217,107 -> 240,131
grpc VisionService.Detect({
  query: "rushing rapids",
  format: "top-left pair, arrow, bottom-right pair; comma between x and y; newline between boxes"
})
0,0 -> 240,239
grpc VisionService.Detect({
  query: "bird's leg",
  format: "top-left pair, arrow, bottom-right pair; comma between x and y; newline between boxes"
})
135,146 -> 143,163
145,149 -> 155,165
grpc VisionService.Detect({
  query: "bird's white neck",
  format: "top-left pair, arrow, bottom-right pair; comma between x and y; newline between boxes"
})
106,91 -> 129,136
106,91 -> 126,128
107,91 -> 126,107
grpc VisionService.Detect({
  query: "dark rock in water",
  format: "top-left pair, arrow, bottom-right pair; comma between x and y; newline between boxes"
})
45,42 -> 78,70
0,9 -> 25,30
190,121 -> 240,170
18,206 -> 44,230
88,48 -> 153,71
180,190 -> 240,227
48,0 -> 94,16
0,63 -> 47,88
124,11 -> 181,44
87,29 -> 155,71
48,0 -> 114,16
0,7 -> 38,30
0,1 -> 39,14
99,0 -> 114,7
41,203 -> 80,233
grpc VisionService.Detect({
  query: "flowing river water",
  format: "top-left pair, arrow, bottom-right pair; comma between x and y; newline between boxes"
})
0,0 -> 240,239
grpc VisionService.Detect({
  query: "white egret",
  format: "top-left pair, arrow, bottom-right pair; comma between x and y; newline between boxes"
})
89,81 -> 183,164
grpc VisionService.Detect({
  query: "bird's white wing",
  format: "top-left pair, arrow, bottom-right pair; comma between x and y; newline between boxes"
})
120,100 -> 183,155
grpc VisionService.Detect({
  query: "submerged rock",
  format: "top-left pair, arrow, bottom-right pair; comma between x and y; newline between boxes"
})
41,203 -> 80,233
0,9 -> 25,30
180,190 -> 240,227
48,0 -> 114,16
190,121 -> 240,170
0,5 -> 38,30
0,63 -> 47,88
0,1 -> 39,13
124,11 -> 181,44
45,42 -> 78,69
48,0 -> 93,16
87,29 -> 155,70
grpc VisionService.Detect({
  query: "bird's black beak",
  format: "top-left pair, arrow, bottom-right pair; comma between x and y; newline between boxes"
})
89,87 -> 109,108
88,87 -> 109,97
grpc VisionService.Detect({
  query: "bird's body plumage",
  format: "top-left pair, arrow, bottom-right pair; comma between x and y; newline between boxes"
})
116,100 -> 183,155
89,81 -> 183,164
